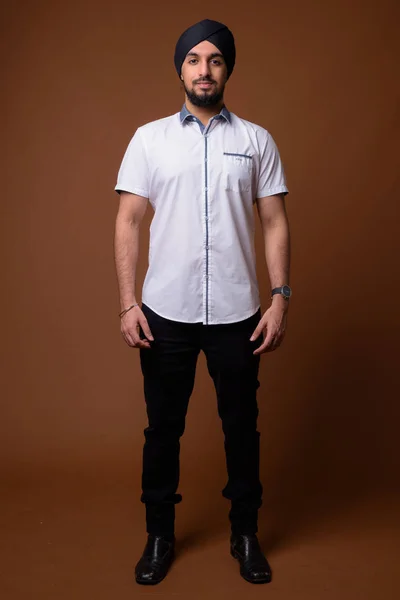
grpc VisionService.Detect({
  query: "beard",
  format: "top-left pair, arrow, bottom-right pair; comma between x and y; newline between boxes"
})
184,80 -> 224,107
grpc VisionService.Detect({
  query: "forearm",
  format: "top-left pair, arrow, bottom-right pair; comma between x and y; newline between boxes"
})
114,216 -> 140,311
263,213 -> 291,299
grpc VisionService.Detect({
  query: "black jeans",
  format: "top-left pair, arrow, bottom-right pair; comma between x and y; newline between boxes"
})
139,303 -> 264,536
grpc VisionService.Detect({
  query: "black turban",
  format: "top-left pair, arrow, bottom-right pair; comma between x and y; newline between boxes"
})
174,19 -> 236,80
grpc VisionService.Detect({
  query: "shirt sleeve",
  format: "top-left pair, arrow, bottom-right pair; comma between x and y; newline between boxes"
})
256,132 -> 289,198
114,127 -> 149,197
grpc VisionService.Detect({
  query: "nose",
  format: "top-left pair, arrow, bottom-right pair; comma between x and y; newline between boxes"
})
198,58 -> 211,78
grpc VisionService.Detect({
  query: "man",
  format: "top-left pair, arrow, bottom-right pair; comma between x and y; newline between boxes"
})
114,19 -> 291,586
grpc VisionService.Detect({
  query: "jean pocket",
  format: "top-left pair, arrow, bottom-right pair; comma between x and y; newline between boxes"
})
222,152 -> 253,193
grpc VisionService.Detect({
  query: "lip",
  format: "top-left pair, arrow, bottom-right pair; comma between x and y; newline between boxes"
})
197,82 -> 214,87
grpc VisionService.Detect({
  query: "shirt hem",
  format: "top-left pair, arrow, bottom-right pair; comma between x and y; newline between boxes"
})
256,185 -> 289,199
142,299 -> 261,325
114,185 -> 149,197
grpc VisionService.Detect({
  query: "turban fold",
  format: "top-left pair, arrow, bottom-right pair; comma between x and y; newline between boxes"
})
174,19 -> 236,79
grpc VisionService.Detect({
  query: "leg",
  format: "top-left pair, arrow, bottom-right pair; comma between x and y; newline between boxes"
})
202,309 -> 263,535
139,304 -> 200,535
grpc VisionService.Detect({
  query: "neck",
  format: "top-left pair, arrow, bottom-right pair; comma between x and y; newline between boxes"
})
184,97 -> 225,126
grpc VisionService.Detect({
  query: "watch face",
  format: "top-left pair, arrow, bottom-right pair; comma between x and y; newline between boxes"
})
282,285 -> 292,297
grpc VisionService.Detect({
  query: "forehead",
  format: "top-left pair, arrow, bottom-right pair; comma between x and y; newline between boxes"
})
186,40 -> 221,57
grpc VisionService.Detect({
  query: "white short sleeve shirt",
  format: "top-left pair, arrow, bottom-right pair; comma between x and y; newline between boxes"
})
115,106 -> 288,325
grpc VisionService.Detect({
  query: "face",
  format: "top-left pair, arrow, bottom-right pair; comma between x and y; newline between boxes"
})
180,40 -> 228,107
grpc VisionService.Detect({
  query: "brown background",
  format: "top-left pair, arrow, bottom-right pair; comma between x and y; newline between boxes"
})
1,0 -> 399,598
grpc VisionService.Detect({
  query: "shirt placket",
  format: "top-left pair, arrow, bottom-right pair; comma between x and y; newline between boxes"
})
203,126 -> 210,324
203,117 -> 219,325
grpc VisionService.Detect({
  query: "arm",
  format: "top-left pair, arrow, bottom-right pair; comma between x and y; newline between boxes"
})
114,191 -> 154,348
257,193 -> 291,306
250,193 -> 291,353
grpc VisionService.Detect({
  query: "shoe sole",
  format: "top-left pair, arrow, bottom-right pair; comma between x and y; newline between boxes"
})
135,575 -> 167,585
231,548 -> 272,584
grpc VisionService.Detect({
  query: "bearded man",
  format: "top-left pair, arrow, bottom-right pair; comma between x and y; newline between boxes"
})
114,18 -> 291,586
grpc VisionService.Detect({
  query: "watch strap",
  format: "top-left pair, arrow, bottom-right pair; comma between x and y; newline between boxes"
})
271,285 -> 292,299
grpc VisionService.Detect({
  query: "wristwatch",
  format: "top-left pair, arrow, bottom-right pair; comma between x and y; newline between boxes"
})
271,285 -> 292,300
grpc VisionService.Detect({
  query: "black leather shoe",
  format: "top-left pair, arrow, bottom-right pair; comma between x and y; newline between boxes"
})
135,535 -> 175,585
230,534 -> 272,584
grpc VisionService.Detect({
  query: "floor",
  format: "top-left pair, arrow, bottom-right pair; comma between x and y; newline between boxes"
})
1,468 -> 399,600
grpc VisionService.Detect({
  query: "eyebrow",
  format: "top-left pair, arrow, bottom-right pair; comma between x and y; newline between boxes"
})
186,52 -> 225,60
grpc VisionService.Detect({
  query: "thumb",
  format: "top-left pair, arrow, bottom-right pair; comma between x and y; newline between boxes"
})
140,318 -> 154,341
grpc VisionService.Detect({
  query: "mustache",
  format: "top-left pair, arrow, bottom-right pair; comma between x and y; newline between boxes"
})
194,78 -> 216,84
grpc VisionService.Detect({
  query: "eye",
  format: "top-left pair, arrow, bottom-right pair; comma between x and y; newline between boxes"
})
188,58 -> 198,64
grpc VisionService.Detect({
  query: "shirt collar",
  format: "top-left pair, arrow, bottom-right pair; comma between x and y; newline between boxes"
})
180,104 -> 231,125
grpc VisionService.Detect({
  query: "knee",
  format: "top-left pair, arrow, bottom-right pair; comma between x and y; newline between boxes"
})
144,419 -> 186,442
222,419 -> 260,441
220,401 -> 259,433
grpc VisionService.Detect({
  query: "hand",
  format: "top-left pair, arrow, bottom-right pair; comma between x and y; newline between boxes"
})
250,300 -> 288,355
120,306 -> 154,349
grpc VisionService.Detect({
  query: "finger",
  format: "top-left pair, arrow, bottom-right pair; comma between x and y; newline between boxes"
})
272,332 -> 284,347
131,329 -> 151,348
121,325 -> 149,349
122,330 -> 136,347
265,341 -> 278,352
137,327 -> 152,349
253,334 -> 275,355
267,335 -> 284,352
139,318 -> 154,341
250,325 -> 264,342
132,338 -> 151,349
136,340 -> 151,349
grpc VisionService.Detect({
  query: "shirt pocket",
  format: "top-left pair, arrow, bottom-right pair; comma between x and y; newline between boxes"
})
222,152 -> 253,193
